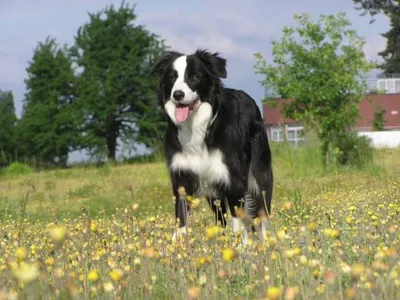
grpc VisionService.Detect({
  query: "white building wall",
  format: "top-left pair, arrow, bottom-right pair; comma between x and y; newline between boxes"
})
358,131 -> 400,148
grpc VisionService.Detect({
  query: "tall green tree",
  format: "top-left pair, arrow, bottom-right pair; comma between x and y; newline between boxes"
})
254,12 -> 375,165
71,2 -> 166,161
0,89 -> 17,165
17,37 -> 78,166
353,0 -> 400,75
377,7 -> 400,75
353,0 -> 395,19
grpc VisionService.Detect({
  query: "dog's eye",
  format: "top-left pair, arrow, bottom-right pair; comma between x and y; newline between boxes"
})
169,74 -> 176,80
191,74 -> 201,81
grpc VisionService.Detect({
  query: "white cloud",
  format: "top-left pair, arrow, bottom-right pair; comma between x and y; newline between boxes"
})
363,34 -> 387,62
138,9 -> 264,62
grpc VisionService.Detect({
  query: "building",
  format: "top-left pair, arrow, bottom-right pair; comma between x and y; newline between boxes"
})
263,76 -> 400,146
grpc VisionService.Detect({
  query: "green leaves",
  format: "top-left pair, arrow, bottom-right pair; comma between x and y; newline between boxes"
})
0,90 -> 17,165
254,12 -> 375,165
71,2 -> 166,160
16,37 -> 77,167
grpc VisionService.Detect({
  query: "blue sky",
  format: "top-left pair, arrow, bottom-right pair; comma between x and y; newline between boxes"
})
0,0 -> 390,161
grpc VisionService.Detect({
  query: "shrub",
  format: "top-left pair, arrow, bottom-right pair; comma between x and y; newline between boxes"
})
334,132 -> 374,167
3,161 -> 33,176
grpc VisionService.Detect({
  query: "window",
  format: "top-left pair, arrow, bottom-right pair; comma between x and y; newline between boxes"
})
270,125 -> 305,146
286,126 -> 304,146
287,130 -> 295,140
271,127 -> 284,142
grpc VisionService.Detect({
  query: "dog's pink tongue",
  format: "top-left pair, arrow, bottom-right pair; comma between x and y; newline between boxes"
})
175,106 -> 190,123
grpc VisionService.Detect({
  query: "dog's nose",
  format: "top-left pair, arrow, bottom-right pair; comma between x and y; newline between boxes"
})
173,90 -> 185,101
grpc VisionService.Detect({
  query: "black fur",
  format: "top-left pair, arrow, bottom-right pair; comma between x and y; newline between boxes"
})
150,49 -> 273,230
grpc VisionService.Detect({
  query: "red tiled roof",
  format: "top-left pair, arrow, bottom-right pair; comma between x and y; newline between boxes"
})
357,94 -> 400,130
263,98 -> 296,125
263,94 -> 400,130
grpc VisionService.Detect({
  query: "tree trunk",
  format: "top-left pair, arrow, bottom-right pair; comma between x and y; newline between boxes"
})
321,141 -> 329,168
106,119 -> 118,161
106,133 -> 116,161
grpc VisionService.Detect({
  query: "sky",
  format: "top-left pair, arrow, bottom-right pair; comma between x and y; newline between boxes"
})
0,0 -> 390,161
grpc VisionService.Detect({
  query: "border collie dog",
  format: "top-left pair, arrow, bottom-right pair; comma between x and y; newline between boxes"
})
150,49 -> 273,243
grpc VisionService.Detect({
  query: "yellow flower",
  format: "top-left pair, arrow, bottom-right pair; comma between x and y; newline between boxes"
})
195,257 -> 210,268
266,286 -> 281,300
54,268 -> 64,279
45,257 -> 55,266
90,222 -> 97,232
187,286 -> 200,300
15,247 -> 28,261
103,281 -> 114,292
109,269 -> 124,281
322,228 -> 340,239
299,255 -> 308,265
316,284 -> 325,294
350,264 -> 365,280
205,226 -> 221,240
313,269 -> 320,279
190,198 -> 201,209
49,225 -> 67,242
13,262 -> 39,284
267,237 -> 277,248
87,270 -> 99,282
222,248 -> 238,262
345,288 -> 356,299
284,286 -> 299,300
277,230 -> 287,241
283,201 -> 293,211
307,222 -> 318,232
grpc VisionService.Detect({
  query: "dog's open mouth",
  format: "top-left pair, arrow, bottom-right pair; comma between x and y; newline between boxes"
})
175,99 -> 200,123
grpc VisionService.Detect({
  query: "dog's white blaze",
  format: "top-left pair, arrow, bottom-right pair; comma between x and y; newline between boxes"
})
171,55 -> 199,105
170,102 -> 230,196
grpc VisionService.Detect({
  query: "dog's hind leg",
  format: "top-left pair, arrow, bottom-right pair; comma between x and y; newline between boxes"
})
248,120 -> 274,241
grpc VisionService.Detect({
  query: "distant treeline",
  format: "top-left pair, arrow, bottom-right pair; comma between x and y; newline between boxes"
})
0,2 -> 167,168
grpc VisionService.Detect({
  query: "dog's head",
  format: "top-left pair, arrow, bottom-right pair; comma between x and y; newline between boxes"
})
150,49 -> 227,124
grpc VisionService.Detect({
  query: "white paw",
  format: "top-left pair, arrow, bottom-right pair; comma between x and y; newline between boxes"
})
232,217 -> 240,235
172,227 -> 187,241
241,229 -> 249,245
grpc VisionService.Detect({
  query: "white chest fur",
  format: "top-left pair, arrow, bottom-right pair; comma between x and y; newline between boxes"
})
170,102 -> 230,197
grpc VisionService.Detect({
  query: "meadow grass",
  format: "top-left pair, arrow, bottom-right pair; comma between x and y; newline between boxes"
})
0,144 -> 399,299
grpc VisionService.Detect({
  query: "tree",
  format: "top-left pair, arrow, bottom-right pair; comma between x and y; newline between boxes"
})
353,1 -> 400,75
16,37 -> 78,166
377,7 -> 400,75
254,12 -> 375,165
0,89 -> 17,165
372,104 -> 386,131
352,0 -> 396,19
70,1 -> 166,161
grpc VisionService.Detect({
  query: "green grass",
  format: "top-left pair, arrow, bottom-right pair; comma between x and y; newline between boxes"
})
0,144 -> 399,299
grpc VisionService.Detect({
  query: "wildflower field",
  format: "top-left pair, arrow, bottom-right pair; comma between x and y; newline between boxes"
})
0,145 -> 399,300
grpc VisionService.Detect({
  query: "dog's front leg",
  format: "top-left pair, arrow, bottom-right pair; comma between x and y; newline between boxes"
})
171,171 -> 197,241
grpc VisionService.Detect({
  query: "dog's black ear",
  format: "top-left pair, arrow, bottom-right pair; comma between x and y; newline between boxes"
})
195,49 -> 227,79
150,51 -> 183,78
